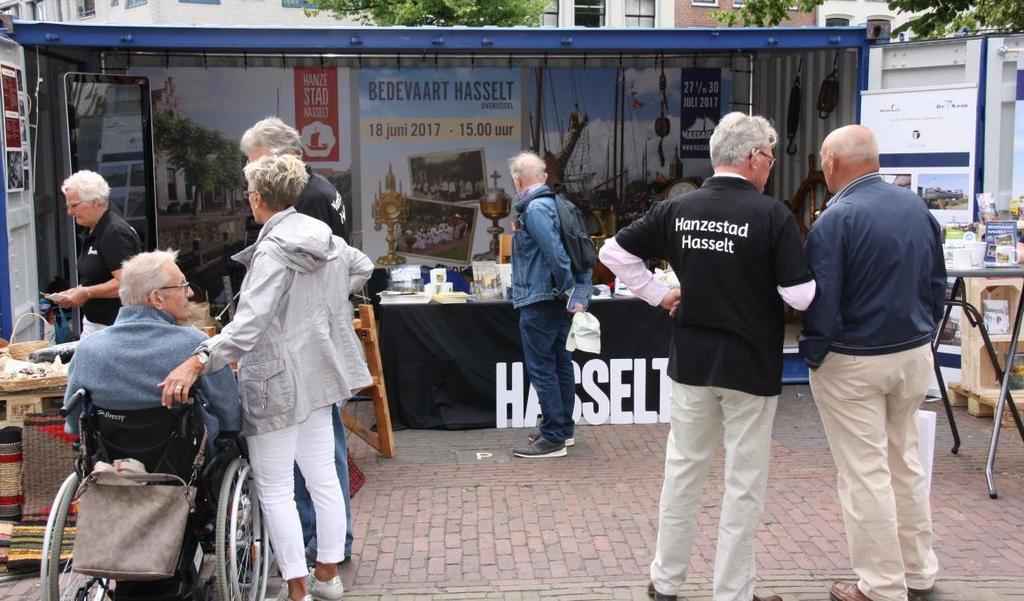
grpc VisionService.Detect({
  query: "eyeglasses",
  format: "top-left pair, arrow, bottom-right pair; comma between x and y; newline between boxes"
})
245,190 -> 258,197
754,149 -> 776,169
159,280 -> 191,292
66,199 -> 85,211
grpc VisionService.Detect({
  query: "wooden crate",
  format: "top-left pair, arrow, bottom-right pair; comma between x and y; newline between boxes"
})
0,389 -> 64,428
949,383 -> 1020,427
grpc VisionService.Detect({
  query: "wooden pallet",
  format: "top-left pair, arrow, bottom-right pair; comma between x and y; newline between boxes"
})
948,382 -> 1018,427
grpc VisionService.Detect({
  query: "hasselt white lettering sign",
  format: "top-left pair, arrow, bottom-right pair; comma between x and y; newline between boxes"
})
495,358 -> 672,427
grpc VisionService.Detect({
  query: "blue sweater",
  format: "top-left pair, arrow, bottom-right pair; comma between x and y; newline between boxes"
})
63,306 -> 242,447
799,173 -> 946,367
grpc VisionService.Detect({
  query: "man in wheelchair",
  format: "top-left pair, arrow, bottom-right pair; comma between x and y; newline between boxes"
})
61,249 -> 241,451
41,251 -> 265,601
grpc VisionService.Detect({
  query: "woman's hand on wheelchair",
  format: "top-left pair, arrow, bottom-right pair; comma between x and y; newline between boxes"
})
159,356 -> 204,408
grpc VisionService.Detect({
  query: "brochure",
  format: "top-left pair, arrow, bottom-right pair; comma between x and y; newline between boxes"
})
982,221 -> 1019,267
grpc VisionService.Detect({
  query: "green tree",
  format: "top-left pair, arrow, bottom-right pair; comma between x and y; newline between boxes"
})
714,0 -> 1024,38
153,111 -> 245,211
308,0 -> 547,26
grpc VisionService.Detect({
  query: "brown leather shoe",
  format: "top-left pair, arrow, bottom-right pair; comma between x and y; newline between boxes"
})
647,581 -> 678,600
754,595 -> 783,601
830,581 -> 873,601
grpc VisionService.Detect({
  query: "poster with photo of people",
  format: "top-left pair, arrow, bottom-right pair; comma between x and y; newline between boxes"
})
358,67 -> 524,265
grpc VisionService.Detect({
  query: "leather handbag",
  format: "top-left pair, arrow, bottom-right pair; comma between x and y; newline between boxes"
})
71,471 -> 195,581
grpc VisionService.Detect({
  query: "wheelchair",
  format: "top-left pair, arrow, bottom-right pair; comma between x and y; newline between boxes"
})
39,389 -> 271,601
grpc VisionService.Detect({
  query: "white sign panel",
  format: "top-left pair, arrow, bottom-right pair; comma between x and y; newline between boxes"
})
861,85 -> 977,225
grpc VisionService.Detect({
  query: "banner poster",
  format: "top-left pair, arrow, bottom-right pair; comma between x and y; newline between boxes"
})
679,68 -> 727,159
129,66 -> 352,313
1012,55 -> 1024,212
1,62 -> 26,192
861,85 -> 977,225
293,68 -> 340,163
358,68 -> 523,266
526,67 -> 729,231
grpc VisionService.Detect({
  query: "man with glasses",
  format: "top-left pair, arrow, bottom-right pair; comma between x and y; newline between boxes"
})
600,112 -> 814,601
62,249 -> 241,454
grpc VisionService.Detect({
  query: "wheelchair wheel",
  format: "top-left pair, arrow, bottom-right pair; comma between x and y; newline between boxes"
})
215,457 -> 270,601
40,472 -> 113,601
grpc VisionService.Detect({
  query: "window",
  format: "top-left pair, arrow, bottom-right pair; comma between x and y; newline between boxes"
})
35,0 -> 46,19
732,0 -> 743,6
282,0 -> 317,7
541,0 -> 558,26
574,0 -> 604,27
125,0 -> 146,7
825,16 -> 850,26
2,5 -> 20,19
179,0 -> 221,3
866,17 -> 892,39
691,0 -> 718,7
111,0 -> 118,6
167,168 -> 178,201
77,0 -> 95,17
625,0 -> 655,27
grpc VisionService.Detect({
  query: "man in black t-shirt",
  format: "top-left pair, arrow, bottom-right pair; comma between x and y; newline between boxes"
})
239,117 -> 355,566
600,113 -> 814,601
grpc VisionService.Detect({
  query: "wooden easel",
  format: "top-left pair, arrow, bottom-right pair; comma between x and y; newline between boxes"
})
341,304 -> 396,458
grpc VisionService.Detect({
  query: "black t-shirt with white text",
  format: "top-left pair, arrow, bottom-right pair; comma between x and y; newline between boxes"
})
615,176 -> 811,396
77,209 -> 142,325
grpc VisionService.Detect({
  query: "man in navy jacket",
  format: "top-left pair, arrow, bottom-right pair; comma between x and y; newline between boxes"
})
800,125 -> 945,601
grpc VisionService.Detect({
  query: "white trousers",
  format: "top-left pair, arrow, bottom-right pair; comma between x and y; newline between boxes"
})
650,382 -> 778,601
80,317 -> 107,339
247,406 -> 347,580
810,345 -> 938,601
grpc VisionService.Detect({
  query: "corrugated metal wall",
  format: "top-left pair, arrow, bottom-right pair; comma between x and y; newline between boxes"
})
754,49 -> 860,210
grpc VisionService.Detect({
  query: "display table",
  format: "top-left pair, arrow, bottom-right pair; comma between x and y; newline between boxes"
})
377,297 -> 806,430
937,268 -> 1024,498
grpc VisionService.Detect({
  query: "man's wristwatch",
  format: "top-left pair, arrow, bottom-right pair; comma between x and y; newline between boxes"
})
192,349 -> 210,367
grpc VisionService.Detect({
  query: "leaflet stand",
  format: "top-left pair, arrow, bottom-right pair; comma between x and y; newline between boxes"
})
341,304 -> 396,458
938,269 -> 1024,498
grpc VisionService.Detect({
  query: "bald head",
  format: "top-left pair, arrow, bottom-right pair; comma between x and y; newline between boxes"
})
820,125 -> 881,194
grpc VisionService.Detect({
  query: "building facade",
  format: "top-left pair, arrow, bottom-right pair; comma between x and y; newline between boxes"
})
676,0 -> 816,27
0,0 -> 360,26
817,0 -> 919,38
541,0 -> 674,28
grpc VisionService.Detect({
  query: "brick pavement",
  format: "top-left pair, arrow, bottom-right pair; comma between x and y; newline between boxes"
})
2,385 -> 1022,600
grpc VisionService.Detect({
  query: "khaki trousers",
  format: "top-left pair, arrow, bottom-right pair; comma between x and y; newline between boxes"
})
810,345 -> 939,601
650,382 -> 778,601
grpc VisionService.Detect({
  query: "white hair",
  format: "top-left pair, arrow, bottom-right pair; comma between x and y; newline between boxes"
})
508,151 -> 546,185
119,249 -> 180,306
240,117 -> 303,157
709,112 -> 778,167
244,154 -> 310,211
61,170 -> 110,208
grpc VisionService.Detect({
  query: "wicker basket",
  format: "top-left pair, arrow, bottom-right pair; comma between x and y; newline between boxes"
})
6,313 -> 51,361
0,375 -> 67,393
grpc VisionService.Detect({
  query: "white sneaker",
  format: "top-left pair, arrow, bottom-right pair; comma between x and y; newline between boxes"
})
309,575 -> 344,601
275,587 -> 312,601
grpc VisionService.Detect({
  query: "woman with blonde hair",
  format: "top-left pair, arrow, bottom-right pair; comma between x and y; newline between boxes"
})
161,154 -> 373,601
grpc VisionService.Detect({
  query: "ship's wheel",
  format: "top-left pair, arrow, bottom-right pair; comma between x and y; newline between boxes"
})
788,154 -> 832,237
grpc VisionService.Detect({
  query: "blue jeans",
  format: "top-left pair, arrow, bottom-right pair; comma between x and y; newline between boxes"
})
294,405 -> 353,559
518,299 -> 575,444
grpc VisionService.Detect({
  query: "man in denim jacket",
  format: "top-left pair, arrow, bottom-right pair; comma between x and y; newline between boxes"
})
508,151 -> 591,458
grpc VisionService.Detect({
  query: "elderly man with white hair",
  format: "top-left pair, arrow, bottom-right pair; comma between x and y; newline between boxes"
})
54,170 -> 142,337
507,151 -> 591,459
61,249 -> 241,450
599,112 -> 815,601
